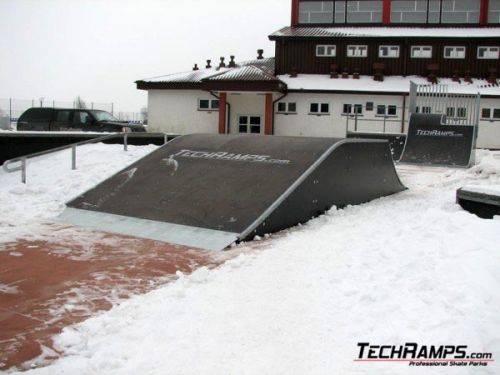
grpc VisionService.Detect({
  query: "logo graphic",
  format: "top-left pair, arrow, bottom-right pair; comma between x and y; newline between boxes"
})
172,149 -> 291,165
416,129 -> 464,138
354,342 -> 494,367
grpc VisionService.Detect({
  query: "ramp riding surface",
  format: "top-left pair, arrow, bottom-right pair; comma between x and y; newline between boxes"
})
399,113 -> 476,167
61,134 -> 405,250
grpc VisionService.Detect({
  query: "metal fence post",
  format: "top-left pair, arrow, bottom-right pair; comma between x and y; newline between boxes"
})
21,158 -> 26,184
72,145 -> 77,170
354,112 -> 358,132
164,134 -> 168,144
383,115 -> 387,133
124,132 -> 128,151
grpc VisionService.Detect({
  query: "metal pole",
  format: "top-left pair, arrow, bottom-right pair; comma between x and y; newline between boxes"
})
354,112 -> 358,132
72,145 -> 77,170
124,133 -> 128,151
21,158 -> 26,184
164,134 -> 168,144
383,115 -> 387,134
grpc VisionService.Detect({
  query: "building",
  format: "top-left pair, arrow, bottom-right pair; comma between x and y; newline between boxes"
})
136,0 -> 500,149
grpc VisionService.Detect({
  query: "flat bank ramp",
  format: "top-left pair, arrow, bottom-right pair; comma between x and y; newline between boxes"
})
60,134 -> 405,251
399,114 -> 476,167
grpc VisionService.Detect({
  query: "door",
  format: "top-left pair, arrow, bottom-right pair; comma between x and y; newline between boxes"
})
71,110 -> 97,131
238,115 -> 261,134
51,110 -> 72,131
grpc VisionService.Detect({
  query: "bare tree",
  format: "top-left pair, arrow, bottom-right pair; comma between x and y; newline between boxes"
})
140,106 -> 148,124
74,96 -> 87,109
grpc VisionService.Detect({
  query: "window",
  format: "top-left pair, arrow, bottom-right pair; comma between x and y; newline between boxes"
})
444,46 -> 466,59
477,46 -> 500,59
55,110 -> 71,122
310,102 -> 330,115
238,115 -> 261,134
489,0 -> 500,23
446,107 -> 456,117
198,99 -> 219,111
346,1 -> 383,23
316,45 -> 336,57
482,108 -> 491,118
379,45 -> 400,58
366,102 -> 374,111
411,46 -> 432,58
299,1 -> 333,23
481,108 -> 500,119
73,111 -> 91,125
376,105 -> 397,116
456,107 -> 467,118
343,103 -> 363,115
416,106 -> 432,114
277,102 -> 297,114
441,0 -> 480,24
391,0 -> 428,23
347,45 -> 368,57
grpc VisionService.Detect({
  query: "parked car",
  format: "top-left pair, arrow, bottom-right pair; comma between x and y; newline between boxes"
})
17,108 -> 146,132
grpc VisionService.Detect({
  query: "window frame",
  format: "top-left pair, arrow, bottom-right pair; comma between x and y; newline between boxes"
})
347,45 -> 368,58
411,46 -> 433,59
198,98 -> 220,111
477,46 -> 500,59
309,102 -> 330,115
238,115 -> 261,134
444,46 -> 466,59
277,102 -> 298,115
378,45 -> 400,58
316,44 -> 337,57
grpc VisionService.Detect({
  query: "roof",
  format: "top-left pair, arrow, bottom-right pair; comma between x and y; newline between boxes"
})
279,74 -> 500,96
269,26 -> 500,39
138,58 -> 276,84
205,65 -> 279,82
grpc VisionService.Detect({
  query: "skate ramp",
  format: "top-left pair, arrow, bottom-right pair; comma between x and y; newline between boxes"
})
60,134 -> 405,250
399,114 -> 476,167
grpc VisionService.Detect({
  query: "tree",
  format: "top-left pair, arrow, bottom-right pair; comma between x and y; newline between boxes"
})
140,106 -> 148,124
74,96 -> 87,109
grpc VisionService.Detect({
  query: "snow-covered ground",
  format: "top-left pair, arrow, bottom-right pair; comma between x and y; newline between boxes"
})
1,145 -> 500,375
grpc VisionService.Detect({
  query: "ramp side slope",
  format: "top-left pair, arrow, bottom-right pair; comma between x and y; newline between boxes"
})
60,134 -> 405,251
399,113 -> 476,168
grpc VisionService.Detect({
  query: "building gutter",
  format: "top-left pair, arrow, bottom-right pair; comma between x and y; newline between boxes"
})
272,91 -> 288,135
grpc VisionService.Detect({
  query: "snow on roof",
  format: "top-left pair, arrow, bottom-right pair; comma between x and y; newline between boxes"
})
279,74 -> 500,96
141,58 -> 276,83
206,65 -> 279,82
270,26 -> 500,38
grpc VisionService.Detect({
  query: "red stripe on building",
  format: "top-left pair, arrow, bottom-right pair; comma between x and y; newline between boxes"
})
218,92 -> 227,134
291,0 -> 300,27
264,93 -> 273,135
382,0 -> 391,25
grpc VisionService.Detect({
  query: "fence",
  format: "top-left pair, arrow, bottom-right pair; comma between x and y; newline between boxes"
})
0,98 -> 145,129
345,104 -> 408,135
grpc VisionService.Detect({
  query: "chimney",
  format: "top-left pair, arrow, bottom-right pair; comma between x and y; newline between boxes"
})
229,55 -> 236,68
219,57 -> 226,68
257,49 -> 264,60
192,63 -> 199,71
206,59 -> 212,69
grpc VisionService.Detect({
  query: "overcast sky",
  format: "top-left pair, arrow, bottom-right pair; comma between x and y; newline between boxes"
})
0,0 -> 290,112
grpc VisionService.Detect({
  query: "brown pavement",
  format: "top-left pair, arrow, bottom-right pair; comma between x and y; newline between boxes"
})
0,226 -> 230,371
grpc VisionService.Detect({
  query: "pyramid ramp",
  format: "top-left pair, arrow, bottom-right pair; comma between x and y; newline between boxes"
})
60,134 -> 405,251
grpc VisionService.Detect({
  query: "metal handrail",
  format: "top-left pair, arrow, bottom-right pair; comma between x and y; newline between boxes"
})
2,132 -> 169,183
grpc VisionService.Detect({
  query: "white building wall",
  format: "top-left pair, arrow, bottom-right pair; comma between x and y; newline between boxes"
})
274,93 -> 406,137
146,88 -> 500,149
147,90 -> 218,134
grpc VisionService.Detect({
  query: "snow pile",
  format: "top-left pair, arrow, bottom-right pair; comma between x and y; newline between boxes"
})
0,143 -> 158,245
9,150 -> 500,375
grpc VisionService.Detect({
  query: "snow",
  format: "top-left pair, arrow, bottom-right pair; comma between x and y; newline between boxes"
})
0,143 -> 158,246
279,74 -> 500,96
461,184 -> 500,197
3,148 -> 499,375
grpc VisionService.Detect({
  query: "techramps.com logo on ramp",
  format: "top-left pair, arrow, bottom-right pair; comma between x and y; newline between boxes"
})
416,129 -> 464,138
171,149 -> 291,165
354,342 -> 494,368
